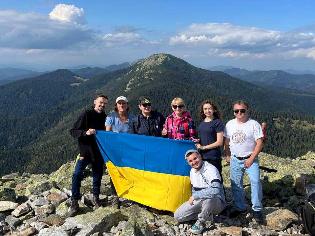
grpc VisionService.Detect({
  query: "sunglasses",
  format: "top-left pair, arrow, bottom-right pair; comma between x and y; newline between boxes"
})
234,109 -> 246,114
172,105 -> 184,109
142,103 -> 151,107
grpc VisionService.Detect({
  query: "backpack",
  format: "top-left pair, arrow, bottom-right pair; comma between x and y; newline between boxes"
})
301,185 -> 315,235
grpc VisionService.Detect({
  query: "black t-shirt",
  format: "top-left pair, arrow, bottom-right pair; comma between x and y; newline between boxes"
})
198,119 -> 224,160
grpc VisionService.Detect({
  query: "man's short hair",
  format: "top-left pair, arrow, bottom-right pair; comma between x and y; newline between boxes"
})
94,94 -> 108,100
184,149 -> 199,159
233,100 -> 249,109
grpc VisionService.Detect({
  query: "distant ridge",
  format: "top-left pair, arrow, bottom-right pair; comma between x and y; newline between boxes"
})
0,68 -> 41,85
215,67 -> 315,94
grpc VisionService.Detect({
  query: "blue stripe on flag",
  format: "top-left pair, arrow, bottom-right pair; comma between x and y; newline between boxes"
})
95,131 -> 195,176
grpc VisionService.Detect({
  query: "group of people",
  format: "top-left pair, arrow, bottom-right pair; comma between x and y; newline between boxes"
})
69,94 -> 266,234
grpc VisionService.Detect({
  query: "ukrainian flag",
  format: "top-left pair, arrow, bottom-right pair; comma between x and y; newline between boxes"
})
95,131 -> 195,212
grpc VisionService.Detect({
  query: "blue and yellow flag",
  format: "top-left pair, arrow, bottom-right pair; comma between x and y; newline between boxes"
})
95,131 -> 195,212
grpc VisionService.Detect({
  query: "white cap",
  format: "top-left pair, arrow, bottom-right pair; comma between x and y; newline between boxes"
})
115,96 -> 128,103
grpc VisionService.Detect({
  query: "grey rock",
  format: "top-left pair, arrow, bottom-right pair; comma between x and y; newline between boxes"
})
2,173 -> 19,180
31,197 -> 49,207
0,201 -> 18,212
110,220 -> 128,233
34,204 -> 55,216
117,220 -> 145,236
12,203 -> 32,217
18,210 -> 35,222
30,221 -> 49,231
62,206 -> 125,235
39,214 -> 65,226
38,227 -> 68,236
46,191 -> 68,205
157,225 -> 176,236
10,226 -> 37,236
25,178 -> 54,196
5,215 -> 22,228
121,204 -> 154,228
0,212 -> 6,221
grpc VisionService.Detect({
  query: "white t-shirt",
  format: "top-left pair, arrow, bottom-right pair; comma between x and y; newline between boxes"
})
190,161 -> 221,188
224,118 -> 263,157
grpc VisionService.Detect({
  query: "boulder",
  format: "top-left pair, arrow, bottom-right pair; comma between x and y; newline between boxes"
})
45,192 -> 68,205
12,203 -> 32,217
61,206 -> 126,235
25,180 -> 55,196
5,215 -> 22,228
34,204 -> 55,216
266,208 -> 298,231
39,214 -> 65,226
0,201 -> 18,212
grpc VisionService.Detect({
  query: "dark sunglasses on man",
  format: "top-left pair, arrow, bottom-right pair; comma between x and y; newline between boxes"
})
234,109 -> 246,114
142,103 -> 151,107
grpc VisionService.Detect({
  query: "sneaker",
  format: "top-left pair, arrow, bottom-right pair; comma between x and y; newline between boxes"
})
252,211 -> 264,224
190,220 -> 205,235
92,195 -> 101,209
68,199 -> 79,217
229,207 -> 247,218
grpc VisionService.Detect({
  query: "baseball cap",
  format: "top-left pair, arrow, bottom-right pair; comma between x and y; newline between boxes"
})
138,96 -> 151,105
116,96 -> 128,103
184,149 -> 199,159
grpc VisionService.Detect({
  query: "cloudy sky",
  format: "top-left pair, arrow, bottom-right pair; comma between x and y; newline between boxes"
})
1,0 -> 315,71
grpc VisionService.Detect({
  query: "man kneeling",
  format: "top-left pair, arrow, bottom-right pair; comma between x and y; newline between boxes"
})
174,150 -> 226,234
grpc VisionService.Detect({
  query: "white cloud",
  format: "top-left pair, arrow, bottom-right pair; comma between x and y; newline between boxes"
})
289,47 -> 315,60
103,32 -> 141,44
169,23 -> 315,59
49,4 -> 85,25
0,9 -> 94,49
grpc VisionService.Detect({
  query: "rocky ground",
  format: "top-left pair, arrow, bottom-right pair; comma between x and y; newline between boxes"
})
0,151 -> 315,235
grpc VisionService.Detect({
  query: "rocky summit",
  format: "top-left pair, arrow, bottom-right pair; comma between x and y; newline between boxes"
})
0,152 -> 314,235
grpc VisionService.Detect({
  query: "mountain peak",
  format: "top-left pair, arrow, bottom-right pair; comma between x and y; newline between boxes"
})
136,53 -> 190,69
124,53 -> 193,92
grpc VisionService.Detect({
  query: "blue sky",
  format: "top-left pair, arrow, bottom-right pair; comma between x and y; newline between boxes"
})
1,0 -> 315,70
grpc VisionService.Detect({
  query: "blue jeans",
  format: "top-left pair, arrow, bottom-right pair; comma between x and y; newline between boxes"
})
71,157 -> 104,200
230,156 -> 263,212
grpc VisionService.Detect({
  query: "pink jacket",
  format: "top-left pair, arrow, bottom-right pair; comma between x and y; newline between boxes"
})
163,111 -> 196,140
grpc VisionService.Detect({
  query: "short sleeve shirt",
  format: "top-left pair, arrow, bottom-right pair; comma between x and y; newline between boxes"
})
224,118 -> 263,157
105,111 -> 135,133
198,119 -> 224,160
190,161 -> 221,188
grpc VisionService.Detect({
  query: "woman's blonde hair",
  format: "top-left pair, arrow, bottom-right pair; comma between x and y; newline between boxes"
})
171,97 -> 185,106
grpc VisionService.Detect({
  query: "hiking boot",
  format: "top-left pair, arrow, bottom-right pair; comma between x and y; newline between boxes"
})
229,207 -> 247,218
68,199 -> 79,217
92,195 -> 102,209
190,220 -> 205,234
252,211 -> 264,224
